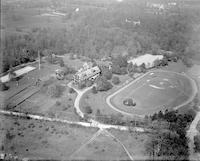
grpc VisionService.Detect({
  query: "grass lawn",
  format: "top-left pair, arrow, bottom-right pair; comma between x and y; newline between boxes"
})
1,58 -> 81,121
79,74 -> 132,117
0,115 -> 98,160
110,70 -> 195,116
161,60 -> 187,73
14,80 -> 80,121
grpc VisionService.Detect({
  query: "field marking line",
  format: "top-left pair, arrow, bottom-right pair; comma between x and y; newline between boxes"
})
104,130 -> 134,161
68,129 -> 104,159
149,84 -> 165,89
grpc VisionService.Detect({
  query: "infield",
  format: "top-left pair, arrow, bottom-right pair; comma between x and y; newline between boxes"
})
107,70 -> 197,117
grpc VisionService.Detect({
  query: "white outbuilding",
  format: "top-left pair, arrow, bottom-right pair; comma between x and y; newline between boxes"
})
128,54 -> 164,69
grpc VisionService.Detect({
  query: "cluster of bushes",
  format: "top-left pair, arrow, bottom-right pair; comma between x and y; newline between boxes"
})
112,76 -> 120,85
82,105 -> 93,114
86,80 -> 93,87
127,63 -> 146,75
77,79 -> 94,90
63,65 -> 76,75
41,79 -> 65,98
92,86 -> 98,94
0,83 -> 9,91
77,81 -> 87,89
47,84 -> 65,98
123,98 -> 136,107
68,87 -> 75,94
96,76 -> 113,91
111,56 -> 128,75
100,66 -> 112,80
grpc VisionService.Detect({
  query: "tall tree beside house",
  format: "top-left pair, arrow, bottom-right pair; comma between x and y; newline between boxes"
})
101,67 -> 112,80
96,76 -> 113,91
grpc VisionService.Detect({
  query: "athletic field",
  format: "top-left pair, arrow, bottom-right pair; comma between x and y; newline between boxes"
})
108,70 -> 197,116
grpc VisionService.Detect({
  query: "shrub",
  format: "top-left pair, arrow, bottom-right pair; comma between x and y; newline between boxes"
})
63,66 -> 76,75
102,68 -> 112,80
92,86 -> 98,94
86,80 -> 93,87
96,77 -> 113,91
112,56 -> 128,68
55,101 -> 61,106
78,82 -> 86,89
112,64 -> 121,75
112,76 -> 120,85
128,72 -> 134,78
83,106 -> 93,114
59,59 -> 65,67
6,130 -> 15,140
40,77 -> 56,93
47,84 -> 65,98
95,109 -> 101,117
120,67 -> 128,75
69,87 -> 75,93
0,83 -> 9,91
123,98 -> 136,106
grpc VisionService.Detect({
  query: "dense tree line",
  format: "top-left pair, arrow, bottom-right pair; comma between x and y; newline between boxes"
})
2,0 -> 199,73
146,110 -> 195,160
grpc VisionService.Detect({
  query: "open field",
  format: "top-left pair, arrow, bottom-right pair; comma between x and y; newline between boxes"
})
71,131 -> 130,160
108,129 -> 149,160
1,6 -> 68,35
0,115 -> 98,160
109,70 -> 197,116
0,114 -> 149,160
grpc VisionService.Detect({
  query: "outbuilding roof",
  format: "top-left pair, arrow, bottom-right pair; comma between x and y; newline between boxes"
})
128,54 -> 163,66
